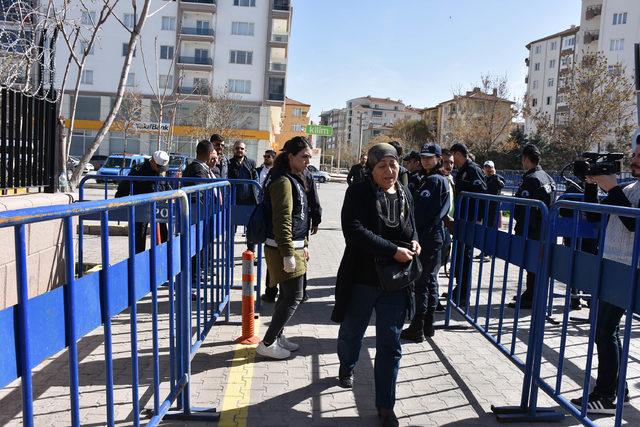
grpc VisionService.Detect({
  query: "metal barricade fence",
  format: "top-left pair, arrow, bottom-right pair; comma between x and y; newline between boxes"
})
78,174 -> 265,312
0,181 -> 231,426
444,192 -> 563,422
528,200 -> 640,427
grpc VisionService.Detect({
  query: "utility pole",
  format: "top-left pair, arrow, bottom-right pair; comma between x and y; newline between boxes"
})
634,43 -> 640,150
357,110 -> 364,158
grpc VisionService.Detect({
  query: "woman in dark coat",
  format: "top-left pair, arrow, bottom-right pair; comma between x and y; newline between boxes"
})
333,143 -> 421,427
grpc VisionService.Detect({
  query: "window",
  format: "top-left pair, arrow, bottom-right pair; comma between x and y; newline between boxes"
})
160,45 -> 174,60
81,11 -> 96,25
561,55 -> 572,67
550,41 -> 557,50
124,13 -> 135,29
557,94 -> 565,104
610,38 -> 625,51
234,0 -> 256,6
291,124 -> 304,132
563,36 -> 576,48
126,72 -> 135,86
121,43 -> 136,57
547,78 -> 554,87
228,79 -> 251,94
534,45 -> 541,54
532,98 -> 538,107
193,77 -> 208,88
81,69 -> 93,84
549,59 -> 556,68
229,50 -> 253,64
78,41 -> 94,56
292,108 -> 302,117
532,80 -> 538,89
372,110 -> 383,117
159,74 -> 173,89
546,96 -> 552,105
161,16 -> 176,31
232,21 -> 255,36
534,62 -> 540,71
613,12 -> 628,25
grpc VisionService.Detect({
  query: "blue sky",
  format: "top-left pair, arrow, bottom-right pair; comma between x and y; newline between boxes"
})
286,0 -> 582,122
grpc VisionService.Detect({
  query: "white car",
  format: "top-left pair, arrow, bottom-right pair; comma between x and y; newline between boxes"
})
307,165 -> 330,183
67,156 -> 95,174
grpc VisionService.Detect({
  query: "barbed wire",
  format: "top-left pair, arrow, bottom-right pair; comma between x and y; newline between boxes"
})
0,0 -> 59,101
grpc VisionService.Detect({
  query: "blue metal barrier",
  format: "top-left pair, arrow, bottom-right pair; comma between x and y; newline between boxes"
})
444,192 -> 563,422
0,181 -> 231,426
529,200 -> 640,427
77,175 -> 264,311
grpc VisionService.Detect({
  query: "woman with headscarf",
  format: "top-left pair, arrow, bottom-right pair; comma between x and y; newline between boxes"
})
332,143 -> 421,427
255,137 -> 313,360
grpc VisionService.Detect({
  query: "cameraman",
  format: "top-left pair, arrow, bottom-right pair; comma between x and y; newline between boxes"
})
570,145 -> 640,414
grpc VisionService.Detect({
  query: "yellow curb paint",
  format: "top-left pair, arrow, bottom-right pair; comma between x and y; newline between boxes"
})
218,322 -> 261,427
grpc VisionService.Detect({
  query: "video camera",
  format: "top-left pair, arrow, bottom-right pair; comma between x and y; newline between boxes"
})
572,152 -> 624,180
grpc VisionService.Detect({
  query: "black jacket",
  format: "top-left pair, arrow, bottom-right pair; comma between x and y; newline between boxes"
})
115,159 -> 167,197
228,156 -> 258,205
332,179 -> 418,323
486,174 -> 505,196
183,159 -> 212,180
454,159 -> 487,220
217,155 -> 229,178
514,165 -> 555,239
410,169 -> 450,250
303,169 -> 322,228
347,163 -> 367,186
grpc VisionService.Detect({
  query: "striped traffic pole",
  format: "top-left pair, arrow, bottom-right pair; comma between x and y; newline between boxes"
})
236,250 -> 260,344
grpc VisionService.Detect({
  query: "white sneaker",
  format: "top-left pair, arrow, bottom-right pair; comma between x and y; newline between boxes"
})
277,335 -> 299,352
256,341 -> 290,359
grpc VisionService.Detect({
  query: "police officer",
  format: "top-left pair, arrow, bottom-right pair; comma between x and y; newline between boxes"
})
509,143 -> 555,309
449,143 -> 487,307
403,151 -> 422,193
401,143 -> 450,342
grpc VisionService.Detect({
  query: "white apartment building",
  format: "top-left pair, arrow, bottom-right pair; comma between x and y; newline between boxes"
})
54,0 -> 292,161
524,26 -> 579,135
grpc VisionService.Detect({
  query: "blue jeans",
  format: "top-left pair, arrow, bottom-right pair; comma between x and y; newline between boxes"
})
337,284 -> 407,410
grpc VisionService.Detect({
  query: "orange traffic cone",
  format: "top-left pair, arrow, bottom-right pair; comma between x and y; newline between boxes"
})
236,250 -> 260,344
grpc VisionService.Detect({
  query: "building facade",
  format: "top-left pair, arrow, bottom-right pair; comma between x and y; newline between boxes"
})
274,97 -> 310,151
524,26 -> 579,135
54,0 -> 292,161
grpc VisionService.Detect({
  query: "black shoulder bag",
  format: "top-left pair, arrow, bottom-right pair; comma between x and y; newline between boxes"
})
374,241 -> 422,292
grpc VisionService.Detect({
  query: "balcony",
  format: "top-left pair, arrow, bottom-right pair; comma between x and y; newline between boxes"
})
177,86 -> 210,95
180,0 -> 216,12
272,0 -> 290,18
180,26 -> 215,41
585,4 -> 602,20
269,62 -> 287,72
268,92 -> 285,102
177,56 -> 213,70
271,33 -> 289,44
583,31 -> 599,44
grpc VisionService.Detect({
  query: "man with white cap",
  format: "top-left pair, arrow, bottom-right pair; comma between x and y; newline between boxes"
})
116,150 -> 171,253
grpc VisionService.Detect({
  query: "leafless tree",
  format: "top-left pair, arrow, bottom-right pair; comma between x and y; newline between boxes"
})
112,89 -> 142,164
525,52 -> 636,167
189,86 -> 243,142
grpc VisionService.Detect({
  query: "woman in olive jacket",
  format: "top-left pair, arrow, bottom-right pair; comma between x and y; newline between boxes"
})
333,143 -> 421,427
256,137 -> 313,360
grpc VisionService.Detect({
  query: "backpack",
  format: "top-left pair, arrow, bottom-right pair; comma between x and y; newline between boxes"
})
246,201 -> 269,244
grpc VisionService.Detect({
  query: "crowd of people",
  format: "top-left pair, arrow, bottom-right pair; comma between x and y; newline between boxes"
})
112,132 -> 639,423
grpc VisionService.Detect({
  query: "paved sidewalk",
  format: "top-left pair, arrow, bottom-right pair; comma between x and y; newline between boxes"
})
2,182 -> 640,426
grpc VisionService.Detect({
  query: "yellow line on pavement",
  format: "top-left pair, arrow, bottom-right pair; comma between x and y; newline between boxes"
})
218,322 -> 261,427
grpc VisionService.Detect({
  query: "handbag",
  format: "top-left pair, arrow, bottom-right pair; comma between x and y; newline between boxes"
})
374,242 -> 422,292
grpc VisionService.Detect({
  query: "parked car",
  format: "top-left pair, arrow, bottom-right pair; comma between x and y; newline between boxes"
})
89,154 -> 109,170
167,153 -> 192,177
307,165 -> 331,183
67,156 -> 95,175
96,154 -> 147,182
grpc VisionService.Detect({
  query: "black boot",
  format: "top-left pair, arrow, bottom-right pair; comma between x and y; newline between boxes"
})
423,312 -> 435,338
400,315 -> 425,343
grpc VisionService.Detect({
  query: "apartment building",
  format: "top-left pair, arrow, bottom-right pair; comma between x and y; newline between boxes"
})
524,26 -> 579,135
318,108 -> 347,151
54,0 -> 292,161
274,97 -> 310,151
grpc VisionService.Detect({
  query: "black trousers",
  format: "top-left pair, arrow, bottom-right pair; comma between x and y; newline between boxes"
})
594,300 -> 626,399
263,275 -> 304,345
265,271 -> 308,298
453,245 -> 473,303
135,222 -> 168,254
413,246 -> 442,316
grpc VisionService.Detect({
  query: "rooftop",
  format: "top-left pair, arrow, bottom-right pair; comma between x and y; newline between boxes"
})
526,25 -> 579,49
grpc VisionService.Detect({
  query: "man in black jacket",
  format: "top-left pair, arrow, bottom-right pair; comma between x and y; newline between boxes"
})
184,140 -> 216,180
508,144 -> 555,309
346,154 -> 367,186
483,160 -> 505,228
210,133 -> 228,178
228,141 -> 258,251
449,143 -> 487,307
115,151 -> 170,253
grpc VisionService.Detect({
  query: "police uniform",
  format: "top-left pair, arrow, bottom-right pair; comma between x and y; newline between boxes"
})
452,156 -> 487,306
401,144 -> 450,341
513,145 -> 555,305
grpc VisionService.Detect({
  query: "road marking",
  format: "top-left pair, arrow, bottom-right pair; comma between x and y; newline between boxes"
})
218,322 -> 261,427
